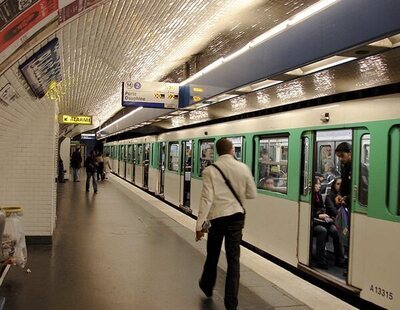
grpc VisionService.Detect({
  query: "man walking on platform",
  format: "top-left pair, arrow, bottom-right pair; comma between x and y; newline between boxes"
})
196,138 -> 257,310
85,150 -> 98,193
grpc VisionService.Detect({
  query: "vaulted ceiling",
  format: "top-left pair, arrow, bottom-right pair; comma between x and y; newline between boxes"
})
0,0 -> 318,137
1,0 -> 399,141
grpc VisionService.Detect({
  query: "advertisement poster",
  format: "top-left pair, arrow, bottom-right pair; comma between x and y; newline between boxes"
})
0,0 -> 40,30
0,83 -> 18,106
0,0 -> 58,63
19,38 -> 62,98
59,0 -> 102,24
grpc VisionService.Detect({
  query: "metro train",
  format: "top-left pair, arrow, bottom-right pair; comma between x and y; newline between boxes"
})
104,93 -> 400,309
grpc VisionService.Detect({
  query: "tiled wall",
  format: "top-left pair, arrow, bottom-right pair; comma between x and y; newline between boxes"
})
0,72 -> 58,239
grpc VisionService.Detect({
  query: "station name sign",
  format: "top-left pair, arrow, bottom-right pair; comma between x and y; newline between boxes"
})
59,114 -> 92,125
122,81 -> 179,109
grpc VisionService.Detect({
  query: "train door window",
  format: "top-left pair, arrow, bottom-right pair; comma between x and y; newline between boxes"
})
168,142 -> 179,171
316,130 -> 352,198
144,144 -> 150,162
257,136 -> 288,193
358,134 -> 370,207
227,136 -> 243,161
182,140 -> 192,208
301,137 -> 310,196
388,126 -> 400,215
199,140 -> 215,176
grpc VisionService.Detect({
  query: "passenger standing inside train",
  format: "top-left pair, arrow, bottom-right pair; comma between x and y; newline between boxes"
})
196,138 -> 257,310
71,148 -> 82,182
85,150 -> 98,193
335,142 -> 352,206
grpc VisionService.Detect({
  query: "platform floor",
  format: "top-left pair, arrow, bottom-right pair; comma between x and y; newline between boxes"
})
0,174 -> 356,309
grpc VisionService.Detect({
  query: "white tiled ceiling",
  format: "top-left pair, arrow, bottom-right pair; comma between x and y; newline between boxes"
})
1,0 -> 318,137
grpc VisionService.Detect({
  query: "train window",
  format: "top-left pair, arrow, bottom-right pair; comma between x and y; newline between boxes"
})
301,137 -> 310,196
319,145 -> 333,175
168,142 -> 179,171
358,134 -> 370,206
136,144 -> 143,163
199,140 -> 215,176
388,126 -> 400,215
257,136 -> 289,194
227,136 -> 243,161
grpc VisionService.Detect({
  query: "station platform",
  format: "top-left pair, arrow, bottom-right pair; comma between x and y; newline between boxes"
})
0,175 -> 356,309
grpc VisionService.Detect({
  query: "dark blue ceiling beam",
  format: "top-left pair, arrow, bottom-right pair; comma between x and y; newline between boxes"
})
188,0 -> 400,99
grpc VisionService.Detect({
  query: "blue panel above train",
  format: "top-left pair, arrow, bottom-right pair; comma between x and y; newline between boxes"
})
186,0 -> 400,101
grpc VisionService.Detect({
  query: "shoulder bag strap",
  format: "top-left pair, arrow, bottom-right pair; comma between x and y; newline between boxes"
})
211,164 -> 245,214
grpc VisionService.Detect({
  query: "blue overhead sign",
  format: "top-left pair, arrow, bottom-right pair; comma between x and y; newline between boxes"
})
122,81 -> 179,109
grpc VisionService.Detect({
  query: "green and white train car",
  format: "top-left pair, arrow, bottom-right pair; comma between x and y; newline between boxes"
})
105,93 -> 400,309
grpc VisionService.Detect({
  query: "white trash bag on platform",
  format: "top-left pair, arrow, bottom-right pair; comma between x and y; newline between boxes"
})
1,208 -> 27,268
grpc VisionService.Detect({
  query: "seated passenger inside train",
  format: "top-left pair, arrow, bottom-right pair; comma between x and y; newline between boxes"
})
312,177 -> 345,270
259,176 -> 275,190
323,160 -> 340,183
325,177 -> 350,254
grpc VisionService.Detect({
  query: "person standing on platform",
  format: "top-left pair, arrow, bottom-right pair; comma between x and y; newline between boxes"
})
103,153 -> 112,179
195,138 -> 257,310
71,148 -> 82,182
95,151 -> 104,181
85,150 -> 98,193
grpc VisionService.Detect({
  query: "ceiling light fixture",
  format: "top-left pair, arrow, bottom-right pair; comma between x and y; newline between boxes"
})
180,0 -> 339,86
97,106 -> 144,134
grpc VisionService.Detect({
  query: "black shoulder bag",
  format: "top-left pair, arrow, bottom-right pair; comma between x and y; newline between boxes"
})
211,164 -> 246,215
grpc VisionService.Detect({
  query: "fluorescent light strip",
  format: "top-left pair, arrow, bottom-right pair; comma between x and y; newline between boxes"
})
180,0 -> 339,86
97,106 -> 144,134
303,57 -> 356,74
287,0 -> 338,26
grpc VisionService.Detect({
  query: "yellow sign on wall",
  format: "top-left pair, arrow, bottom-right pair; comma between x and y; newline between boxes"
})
59,115 -> 92,125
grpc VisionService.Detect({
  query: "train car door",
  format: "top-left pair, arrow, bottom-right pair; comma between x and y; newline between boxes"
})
132,144 -> 136,183
143,143 -> 150,189
302,129 -> 354,282
346,129 -> 370,287
180,140 -> 192,209
159,142 -> 166,197
121,145 -> 127,179
298,131 -> 315,266
117,145 -> 121,175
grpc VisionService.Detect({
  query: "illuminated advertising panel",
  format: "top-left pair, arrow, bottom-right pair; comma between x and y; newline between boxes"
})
0,0 -> 58,63
59,0 -> 103,24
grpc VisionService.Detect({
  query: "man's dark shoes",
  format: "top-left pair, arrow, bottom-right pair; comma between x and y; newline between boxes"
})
199,281 -> 212,297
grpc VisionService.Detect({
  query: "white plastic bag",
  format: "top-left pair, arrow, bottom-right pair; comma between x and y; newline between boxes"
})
2,212 -> 27,268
